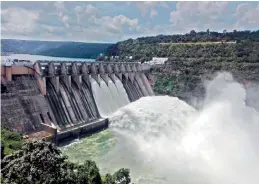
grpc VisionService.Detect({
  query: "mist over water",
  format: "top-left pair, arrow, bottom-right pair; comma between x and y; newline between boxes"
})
63,72 -> 259,184
110,72 -> 259,184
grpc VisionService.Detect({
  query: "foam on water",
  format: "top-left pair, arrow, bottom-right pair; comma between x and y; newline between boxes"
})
64,72 -> 259,184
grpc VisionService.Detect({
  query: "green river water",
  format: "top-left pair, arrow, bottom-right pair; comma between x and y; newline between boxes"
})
60,129 -> 162,183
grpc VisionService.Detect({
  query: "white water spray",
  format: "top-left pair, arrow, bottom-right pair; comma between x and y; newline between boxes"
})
91,76 -> 131,118
90,77 -> 109,117
114,76 -> 130,106
107,78 -> 122,109
110,72 -> 259,184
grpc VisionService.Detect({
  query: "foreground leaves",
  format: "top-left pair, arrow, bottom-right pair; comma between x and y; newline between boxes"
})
1,140 -> 131,184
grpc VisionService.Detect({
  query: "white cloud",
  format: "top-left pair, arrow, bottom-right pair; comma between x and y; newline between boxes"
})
62,15 -> 69,28
72,4 -> 139,36
235,3 -> 259,30
54,1 -> 71,28
136,2 -> 168,17
2,2 -> 259,42
150,9 -> 158,18
170,2 -> 229,33
54,1 -> 65,10
1,7 -> 39,34
75,4 -> 99,24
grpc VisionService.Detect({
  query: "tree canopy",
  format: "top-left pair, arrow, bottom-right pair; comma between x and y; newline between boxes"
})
105,30 -> 259,62
1,140 -> 131,184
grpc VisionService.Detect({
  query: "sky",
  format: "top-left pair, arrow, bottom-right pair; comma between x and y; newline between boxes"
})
1,1 -> 259,43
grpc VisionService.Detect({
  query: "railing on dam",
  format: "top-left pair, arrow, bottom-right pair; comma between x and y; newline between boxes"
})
1,60 -> 152,78
35,61 -> 150,76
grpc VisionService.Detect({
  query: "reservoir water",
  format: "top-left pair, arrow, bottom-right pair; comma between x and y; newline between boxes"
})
1,54 -> 94,63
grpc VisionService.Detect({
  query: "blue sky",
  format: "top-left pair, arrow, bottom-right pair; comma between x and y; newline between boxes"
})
1,1 -> 259,43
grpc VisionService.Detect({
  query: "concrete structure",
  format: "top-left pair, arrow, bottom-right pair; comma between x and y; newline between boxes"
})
146,57 -> 168,65
1,60 -> 153,144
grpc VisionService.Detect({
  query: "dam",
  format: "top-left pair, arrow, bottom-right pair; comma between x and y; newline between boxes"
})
1,61 -> 154,144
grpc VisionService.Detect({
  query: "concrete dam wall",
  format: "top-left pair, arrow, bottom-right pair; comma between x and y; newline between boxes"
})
1,61 -> 153,143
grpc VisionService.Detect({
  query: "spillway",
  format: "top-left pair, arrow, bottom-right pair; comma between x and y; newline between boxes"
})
114,75 -> 130,106
71,80 -> 89,122
40,61 -> 153,127
46,79 -> 71,127
59,80 -> 78,124
122,76 -> 143,102
81,79 -> 99,120
90,75 -> 131,118
62,72 -> 259,184
1,61 -> 153,143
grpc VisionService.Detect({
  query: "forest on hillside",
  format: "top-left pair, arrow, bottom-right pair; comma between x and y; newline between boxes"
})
106,30 -> 259,62
104,30 -> 259,109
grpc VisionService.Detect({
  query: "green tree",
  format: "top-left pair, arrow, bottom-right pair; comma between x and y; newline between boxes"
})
223,29 -> 227,34
190,30 -> 196,36
102,174 -> 115,184
75,160 -> 102,184
1,140 -> 132,184
1,141 -> 76,184
207,29 -> 210,35
113,168 -> 131,184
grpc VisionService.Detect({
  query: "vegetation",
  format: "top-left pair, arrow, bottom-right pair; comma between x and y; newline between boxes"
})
1,140 -> 131,184
104,30 -> 259,108
152,56 -> 259,108
1,127 -> 25,157
106,30 -> 259,62
1,39 -> 112,59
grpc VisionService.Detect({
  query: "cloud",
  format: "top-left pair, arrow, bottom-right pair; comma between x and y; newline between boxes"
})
62,15 -> 69,28
169,2 -> 230,33
235,3 -> 259,30
150,9 -> 158,18
54,1 -> 65,11
71,4 -> 139,35
54,1 -> 72,28
1,1 -> 259,42
75,4 -> 99,24
136,1 -> 168,17
1,7 -> 39,34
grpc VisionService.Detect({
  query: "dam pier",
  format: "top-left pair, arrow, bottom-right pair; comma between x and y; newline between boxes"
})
1,61 -> 153,144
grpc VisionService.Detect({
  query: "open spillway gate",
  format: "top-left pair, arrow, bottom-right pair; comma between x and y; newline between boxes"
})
1,61 -> 154,144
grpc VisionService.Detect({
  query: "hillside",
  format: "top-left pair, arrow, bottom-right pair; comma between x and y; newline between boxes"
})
106,30 -> 259,110
106,30 -> 259,62
1,39 -> 112,59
